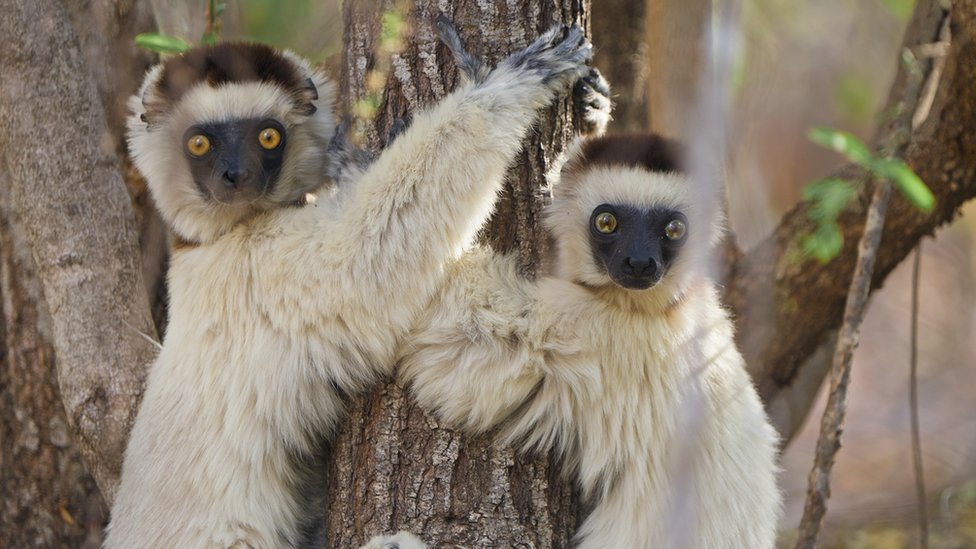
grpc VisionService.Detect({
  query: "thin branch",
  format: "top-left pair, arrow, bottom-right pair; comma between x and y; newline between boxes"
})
910,245 -> 929,548
793,9 -> 948,545
728,0 -> 971,443
794,179 -> 893,549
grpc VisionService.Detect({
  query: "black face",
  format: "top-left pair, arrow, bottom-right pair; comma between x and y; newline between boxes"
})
588,203 -> 688,290
182,117 -> 287,204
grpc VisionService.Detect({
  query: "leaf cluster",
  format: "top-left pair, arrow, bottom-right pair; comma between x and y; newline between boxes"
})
801,126 -> 934,262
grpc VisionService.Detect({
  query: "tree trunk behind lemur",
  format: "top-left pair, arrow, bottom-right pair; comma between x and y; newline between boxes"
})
324,2 -> 588,546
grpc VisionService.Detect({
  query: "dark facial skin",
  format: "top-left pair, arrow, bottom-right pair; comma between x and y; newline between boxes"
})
588,203 -> 688,290
182,118 -> 287,205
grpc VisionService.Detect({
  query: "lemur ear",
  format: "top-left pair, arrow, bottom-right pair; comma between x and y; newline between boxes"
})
138,67 -> 170,129
292,77 -> 319,116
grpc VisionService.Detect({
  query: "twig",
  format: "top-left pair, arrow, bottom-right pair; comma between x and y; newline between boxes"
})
793,7 -> 950,547
910,245 -> 929,548
794,179 -> 893,549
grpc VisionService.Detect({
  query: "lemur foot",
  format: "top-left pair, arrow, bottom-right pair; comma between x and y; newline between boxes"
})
574,67 -> 612,136
359,531 -> 428,549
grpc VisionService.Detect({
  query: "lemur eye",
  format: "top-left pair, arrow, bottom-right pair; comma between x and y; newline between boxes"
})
664,219 -> 687,241
594,212 -> 618,234
259,128 -> 282,150
186,134 -> 211,157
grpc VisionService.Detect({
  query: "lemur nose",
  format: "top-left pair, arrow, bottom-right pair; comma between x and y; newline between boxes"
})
625,256 -> 657,275
222,169 -> 252,188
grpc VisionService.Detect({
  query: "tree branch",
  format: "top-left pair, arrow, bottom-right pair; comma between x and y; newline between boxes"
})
796,4 -> 939,544
729,0 -> 975,440
0,0 -> 157,503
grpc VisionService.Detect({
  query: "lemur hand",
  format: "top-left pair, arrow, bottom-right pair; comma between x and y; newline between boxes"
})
435,14 -> 593,94
574,67 -> 612,136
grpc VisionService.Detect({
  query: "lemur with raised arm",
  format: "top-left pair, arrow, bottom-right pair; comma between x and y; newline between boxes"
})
399,133 -> 782,548
106,19 -> 594,548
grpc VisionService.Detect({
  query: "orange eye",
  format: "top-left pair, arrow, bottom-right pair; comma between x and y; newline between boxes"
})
259,128 -> 282,150
665,219 -> 687,240
594,212 -> 617,234
186,134 -> 210,157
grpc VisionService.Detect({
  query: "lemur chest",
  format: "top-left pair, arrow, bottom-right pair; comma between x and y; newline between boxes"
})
569,321 -> 690,462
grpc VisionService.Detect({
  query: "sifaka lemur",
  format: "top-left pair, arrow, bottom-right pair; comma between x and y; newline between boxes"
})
399,133 -> 782,548
106,19 -> 594,548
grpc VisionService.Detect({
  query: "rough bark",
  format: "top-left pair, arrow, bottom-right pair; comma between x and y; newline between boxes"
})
591,0 -> 648,132
325,2 -> 587,546
729,0 -> 972,440
0,0 -> 158,503
60,0 -> 171,320
0,165 -> 108,547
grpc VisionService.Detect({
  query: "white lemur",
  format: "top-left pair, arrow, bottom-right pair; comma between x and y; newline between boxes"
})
107,19 -> 594,548
399,134 -> 782,548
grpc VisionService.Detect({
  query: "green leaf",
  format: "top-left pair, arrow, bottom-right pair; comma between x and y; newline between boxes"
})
135,33 -> 192,54
873,158 -> 936,212
201,32 -> 217,46
802,223 -> 844,263
807,126 -> 873,167
804,178 -> 857,222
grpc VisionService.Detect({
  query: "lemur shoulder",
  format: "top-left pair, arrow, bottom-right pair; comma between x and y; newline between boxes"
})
399,133 -> 782,548
107,20 -> 593,548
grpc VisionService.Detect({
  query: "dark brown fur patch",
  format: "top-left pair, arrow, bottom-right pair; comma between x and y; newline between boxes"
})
146,42 -> 318,120
566,133 -> 685,176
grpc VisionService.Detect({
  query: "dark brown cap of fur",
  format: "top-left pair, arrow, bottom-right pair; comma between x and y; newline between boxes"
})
565,133 -> 685,176
144,42 -> 319,121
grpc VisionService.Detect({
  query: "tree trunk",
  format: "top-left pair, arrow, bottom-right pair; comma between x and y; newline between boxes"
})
325,2 -> 588,546
0,166 -> 108,547
0,0 -> 158,504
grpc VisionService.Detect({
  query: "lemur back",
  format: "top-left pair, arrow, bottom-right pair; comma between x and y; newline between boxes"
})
400,134 -> 782,548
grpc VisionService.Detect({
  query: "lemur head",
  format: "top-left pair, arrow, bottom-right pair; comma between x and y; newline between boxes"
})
545,134 -> 722,303
128,43 -> 337,244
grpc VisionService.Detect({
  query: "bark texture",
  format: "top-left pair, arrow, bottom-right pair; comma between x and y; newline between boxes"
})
325,2 -> 588,546
0,168 -> 108,547
0,0 -> 158,503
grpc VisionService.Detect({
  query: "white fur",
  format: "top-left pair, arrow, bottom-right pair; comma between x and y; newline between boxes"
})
399,163 -> 781,548
107,38 -> 588,548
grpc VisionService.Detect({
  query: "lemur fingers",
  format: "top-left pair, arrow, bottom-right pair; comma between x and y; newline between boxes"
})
500,24 -> 593,91
574,67 -> 612,136
434,14 -> 490,85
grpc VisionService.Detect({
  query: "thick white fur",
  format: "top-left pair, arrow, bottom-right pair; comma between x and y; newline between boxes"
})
107,39 -> 587,548
399,162 -> 782,548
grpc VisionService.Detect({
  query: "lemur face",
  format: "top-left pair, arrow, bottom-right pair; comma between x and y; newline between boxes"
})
546,133 -> 720,297
128,42 -> 337,243
587,204 -> 688,290
182,117 -> 288,205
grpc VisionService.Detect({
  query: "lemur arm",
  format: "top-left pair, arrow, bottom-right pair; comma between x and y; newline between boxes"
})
398,249 -> 583,440
324,21 -> 590,312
